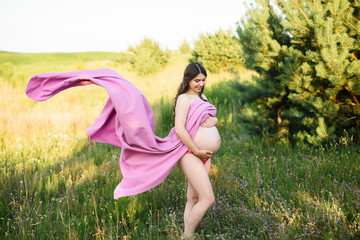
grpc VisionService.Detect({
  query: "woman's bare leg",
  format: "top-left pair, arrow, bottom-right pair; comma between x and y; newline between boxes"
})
178,154 -> 214,238
183,159 -> 211,233
183,181 -> 198,233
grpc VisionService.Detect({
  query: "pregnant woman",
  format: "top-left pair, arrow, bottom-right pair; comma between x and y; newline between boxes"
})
174,62 -> 221,239
25,62 -> 220,239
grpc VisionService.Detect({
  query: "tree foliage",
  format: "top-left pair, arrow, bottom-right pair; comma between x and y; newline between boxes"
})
178,40 -> 191,54
235,0 -> 360,145
127,37 -> 170,76
190,29 -> 243,73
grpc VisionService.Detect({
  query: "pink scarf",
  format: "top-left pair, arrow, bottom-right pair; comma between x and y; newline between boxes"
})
26,68 -> 216,198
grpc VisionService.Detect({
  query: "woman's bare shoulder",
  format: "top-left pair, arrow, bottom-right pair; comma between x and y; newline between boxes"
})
201,94 -> 208,100
177,94 -> 192,106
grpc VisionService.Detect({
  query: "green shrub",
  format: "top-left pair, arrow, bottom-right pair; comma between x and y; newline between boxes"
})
115,52 -> 130,65
178,40 -> 191,54
127,37 -> 170,76
190,29 -> 243,73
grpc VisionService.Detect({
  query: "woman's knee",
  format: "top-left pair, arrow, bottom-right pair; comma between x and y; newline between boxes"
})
200,192 -> 215,206
187,190 -> 199,204
187,194 -> 199,204
207,193 -> 215,206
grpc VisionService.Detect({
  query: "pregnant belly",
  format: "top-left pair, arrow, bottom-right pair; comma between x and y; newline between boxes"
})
193,126 -> 221,154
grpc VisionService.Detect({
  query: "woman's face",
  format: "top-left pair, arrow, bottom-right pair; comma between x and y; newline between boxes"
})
188,73 -> 206,94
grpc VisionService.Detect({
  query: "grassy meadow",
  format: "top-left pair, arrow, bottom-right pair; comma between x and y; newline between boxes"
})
1,51 -> 359,239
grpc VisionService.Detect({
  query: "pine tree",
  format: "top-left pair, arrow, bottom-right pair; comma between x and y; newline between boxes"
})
235,0 -> 360,145
191,29 -> 243,73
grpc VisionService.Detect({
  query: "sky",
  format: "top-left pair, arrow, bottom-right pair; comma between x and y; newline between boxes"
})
0,0 -> 251,53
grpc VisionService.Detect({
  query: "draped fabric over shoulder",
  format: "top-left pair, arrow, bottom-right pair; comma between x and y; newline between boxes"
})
26,68 -> 217,198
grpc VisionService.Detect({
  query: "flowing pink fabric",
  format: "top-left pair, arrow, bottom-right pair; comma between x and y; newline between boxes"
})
26,68 -> 217,198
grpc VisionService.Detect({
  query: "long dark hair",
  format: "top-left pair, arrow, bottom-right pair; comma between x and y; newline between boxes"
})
172,61 -> 208,118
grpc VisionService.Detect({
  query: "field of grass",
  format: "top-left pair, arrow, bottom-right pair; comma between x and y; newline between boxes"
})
1,51 -> 359,239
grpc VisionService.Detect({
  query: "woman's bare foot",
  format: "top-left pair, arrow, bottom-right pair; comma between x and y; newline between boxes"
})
181,233 -> 194,239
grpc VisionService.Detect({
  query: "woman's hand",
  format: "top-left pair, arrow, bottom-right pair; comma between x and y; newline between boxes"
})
200,117 -> 218,128
195,149 -> 213,160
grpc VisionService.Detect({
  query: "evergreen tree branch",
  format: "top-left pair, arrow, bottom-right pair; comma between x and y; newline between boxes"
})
329,0 -> 347,16
291,40 -> 305,44
288,63 -> 302,81
319,118 -> 329,137
317,66 -> 328,78
316,98 -> 324,108
345,86 -> 360,105
350,15 -> 360,23
247,28 -> 260,44
313,0 -> 321,12
290,10 -> 311,32
350,53 -> 358,60
294,1 -> 313,27
322,53 -> 336,73
329,96 -> 344,105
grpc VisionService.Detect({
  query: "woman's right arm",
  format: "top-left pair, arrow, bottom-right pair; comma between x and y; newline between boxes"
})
174,95 -> 213,160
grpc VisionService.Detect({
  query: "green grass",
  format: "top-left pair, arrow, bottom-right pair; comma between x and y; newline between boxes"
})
1,51 -> 359,239
0,51 -> 120,66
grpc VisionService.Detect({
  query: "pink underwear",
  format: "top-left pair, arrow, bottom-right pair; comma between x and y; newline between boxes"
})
185,151 -> 209,164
